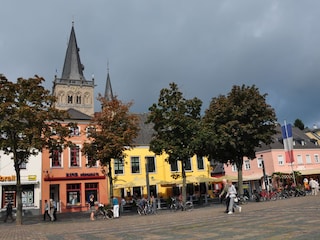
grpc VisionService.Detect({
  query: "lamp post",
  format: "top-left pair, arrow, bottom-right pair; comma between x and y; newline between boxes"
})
261,155 -> 269,192
145,157 -> 150,202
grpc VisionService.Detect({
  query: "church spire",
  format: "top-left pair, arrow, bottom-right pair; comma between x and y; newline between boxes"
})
61,22 -> 86,81
104,62 -> 114,101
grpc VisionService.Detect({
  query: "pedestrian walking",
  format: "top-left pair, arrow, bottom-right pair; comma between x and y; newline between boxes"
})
49,199 -> 55,221
150,193 -> 157,214
309,178 -> 319,195
88,194 -> 95,221
52,199 -> 57,221
120,197 -> 126,214
226,180 -> 241,215
112,196 -> 119,218
219,179 -> 231,213
4,201 -> 14,223
43,199 -> 51,221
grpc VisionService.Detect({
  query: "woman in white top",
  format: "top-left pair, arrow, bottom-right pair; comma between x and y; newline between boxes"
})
226,180 -> 241,214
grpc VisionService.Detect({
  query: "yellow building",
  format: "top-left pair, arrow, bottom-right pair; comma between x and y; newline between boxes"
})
111,113 -> 214,201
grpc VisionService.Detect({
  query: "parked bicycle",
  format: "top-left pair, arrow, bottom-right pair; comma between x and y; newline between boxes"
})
137,199 -> 155,215
95,203 -> 113,219
169,197 -> 193,211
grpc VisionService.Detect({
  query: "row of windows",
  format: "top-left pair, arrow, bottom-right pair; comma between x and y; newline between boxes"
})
233,154 -> 320,171
50,145 -> 96,168
114,156 -> 205,175
51,126 -> 96,137
66,182 -> 98,206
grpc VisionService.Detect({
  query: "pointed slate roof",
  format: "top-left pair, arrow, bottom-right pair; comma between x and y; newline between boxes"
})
104,70 -> 113,101
61,23 -> 86,81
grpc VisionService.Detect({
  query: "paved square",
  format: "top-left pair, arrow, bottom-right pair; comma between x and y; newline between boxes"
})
1,195 -> 320,239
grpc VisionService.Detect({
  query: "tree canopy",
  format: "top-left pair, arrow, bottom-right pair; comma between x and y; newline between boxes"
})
147,82 -> 203,205
82,95 -> 139,200
0,75 -> 72,225
202,84 -> 277,195
294,118 -> 305,130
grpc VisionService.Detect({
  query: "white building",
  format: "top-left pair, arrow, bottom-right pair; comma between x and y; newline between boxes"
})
0,151 -> 42,216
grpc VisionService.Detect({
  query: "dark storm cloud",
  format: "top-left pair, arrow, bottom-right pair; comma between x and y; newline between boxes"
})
1,0 -> 320,128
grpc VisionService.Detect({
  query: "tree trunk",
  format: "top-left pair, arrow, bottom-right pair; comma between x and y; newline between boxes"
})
181,160 -> 186,209
14,163 -> 22,225
108,162 -> 113,204
237,157 -> 244,197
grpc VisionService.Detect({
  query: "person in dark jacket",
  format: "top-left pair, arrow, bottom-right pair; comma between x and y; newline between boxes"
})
4,201 -> 14,222
219,179 -> 232,213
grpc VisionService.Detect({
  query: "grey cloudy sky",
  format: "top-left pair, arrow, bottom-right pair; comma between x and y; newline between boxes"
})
1,0 -> 320,128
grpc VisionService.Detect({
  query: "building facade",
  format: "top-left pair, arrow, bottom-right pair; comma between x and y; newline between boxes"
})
221,125 -> 320,195
41,23 -> 108,214
0,151 -> 41,217
41,110 -> 109,213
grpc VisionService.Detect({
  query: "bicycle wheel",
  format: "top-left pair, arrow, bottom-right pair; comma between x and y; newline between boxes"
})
185,201 -> 194,211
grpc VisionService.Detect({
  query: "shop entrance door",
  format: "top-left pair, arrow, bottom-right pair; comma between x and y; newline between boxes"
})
50,184 -> 60,211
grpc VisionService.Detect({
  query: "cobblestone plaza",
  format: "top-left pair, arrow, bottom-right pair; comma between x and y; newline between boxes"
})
1,195 -> 319,240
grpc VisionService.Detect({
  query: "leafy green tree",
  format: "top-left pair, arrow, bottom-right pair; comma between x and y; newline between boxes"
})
0,75 -> 72,225
82,96 -> 139,202
203,85 -> 277,196
294,118 -> 305,130
147,82 -> 202,207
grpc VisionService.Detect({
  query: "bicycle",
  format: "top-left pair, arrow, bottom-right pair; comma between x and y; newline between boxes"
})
183,201 -> 194,211
95,203 -> 113,219
237,196 -> 249,205
137,200 -> 154,215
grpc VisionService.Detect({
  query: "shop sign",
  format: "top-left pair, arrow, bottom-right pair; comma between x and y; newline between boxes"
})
66,172 -> 99,177
28,175 -> 37,181
0,175 -> 16,182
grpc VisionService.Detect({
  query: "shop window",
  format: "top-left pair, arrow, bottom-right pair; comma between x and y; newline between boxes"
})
70,145 -> 80,167
85,182 -> 98,203
146,156 -> 155,173
114,158 -> 124,174
51,149 -> 62,167
67,183 -> 81,206
21,185 -> 34,207
2,187 -> 16,208
197,156 -> 204,170
131,156 -> 140,174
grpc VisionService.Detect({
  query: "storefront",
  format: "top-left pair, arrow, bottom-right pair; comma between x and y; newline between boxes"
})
0,174 -> 41,217
43,172 -> 109,213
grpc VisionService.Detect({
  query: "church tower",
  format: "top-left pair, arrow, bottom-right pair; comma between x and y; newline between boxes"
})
52,22 -> 95,116
104,63 -> 114,101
